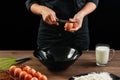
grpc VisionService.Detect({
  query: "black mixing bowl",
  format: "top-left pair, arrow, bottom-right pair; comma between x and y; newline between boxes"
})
33,47 -> 82,71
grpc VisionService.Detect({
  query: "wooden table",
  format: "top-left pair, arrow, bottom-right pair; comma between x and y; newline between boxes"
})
0,50 -> 120,80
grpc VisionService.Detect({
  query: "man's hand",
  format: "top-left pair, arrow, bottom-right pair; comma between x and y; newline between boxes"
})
40,6 -> 59,26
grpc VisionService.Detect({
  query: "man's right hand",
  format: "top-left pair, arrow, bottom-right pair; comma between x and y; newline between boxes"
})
40,6 -> 59,26
30,4 -> 59,26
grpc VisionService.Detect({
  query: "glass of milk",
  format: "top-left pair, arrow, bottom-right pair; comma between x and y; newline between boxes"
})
95,44 -> 115,66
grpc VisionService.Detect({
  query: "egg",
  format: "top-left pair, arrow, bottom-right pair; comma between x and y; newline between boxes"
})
31,77 -> 38,80
34,71 -> 42,79
28,68 -> 36,76
40,74 -> 48,80
64,22 -> 73,31
24,73 -> 32,80
19,71 -> 28,79
22,65 -> 31,73
9,65 -> 17,75
14,67 -> 22,77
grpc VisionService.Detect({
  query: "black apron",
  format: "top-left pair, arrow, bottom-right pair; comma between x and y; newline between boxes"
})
37,0 -> 90,52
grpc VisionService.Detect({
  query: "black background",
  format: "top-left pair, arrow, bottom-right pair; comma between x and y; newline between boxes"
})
0,0 -> 120,50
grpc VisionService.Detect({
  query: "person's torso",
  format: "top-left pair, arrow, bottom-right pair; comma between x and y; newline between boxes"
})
44,0 -> 76,19
39,0 -> 88,34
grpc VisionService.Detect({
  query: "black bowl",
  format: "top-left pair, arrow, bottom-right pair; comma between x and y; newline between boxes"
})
33,47 -> 82,71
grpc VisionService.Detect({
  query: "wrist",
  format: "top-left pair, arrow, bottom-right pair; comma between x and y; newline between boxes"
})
30,3 -> 44,15
78,11 -> 86,17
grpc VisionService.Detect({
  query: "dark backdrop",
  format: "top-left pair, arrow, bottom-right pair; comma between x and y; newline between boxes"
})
0,0 -> 120,50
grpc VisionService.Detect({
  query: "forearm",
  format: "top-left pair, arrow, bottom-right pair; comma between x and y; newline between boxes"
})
30,3 -> 58,25
77,2 -> 97,17
68,2 -> 98,32
30,3 -> 45,15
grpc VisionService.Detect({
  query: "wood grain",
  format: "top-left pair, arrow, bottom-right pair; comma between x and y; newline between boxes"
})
0,50 -> 120,80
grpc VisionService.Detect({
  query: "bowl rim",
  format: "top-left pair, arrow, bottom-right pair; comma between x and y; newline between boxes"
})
33,47 -> 81,62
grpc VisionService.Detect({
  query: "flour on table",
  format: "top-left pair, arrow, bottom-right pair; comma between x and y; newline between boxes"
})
73,72 -> 113,80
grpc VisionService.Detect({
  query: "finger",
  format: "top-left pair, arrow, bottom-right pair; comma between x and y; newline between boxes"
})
49,14 -> 57,22
65,29 -> 76,33
49,15 -> 60,25
69,18 -> 76,23
52,20 -> 59,26
68,26 -> 80,32
69,28 -> 76,32
64,26 -> 76,32
73,22 -> 79,28
45,16 -> 53,25
54,22 -> 59,26
45,16 -> 59,26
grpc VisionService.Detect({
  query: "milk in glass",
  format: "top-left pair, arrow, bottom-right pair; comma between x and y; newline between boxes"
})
95,46 -> 110,66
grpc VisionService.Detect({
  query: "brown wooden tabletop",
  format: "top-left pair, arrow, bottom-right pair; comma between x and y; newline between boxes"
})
0,50 -> 120,80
